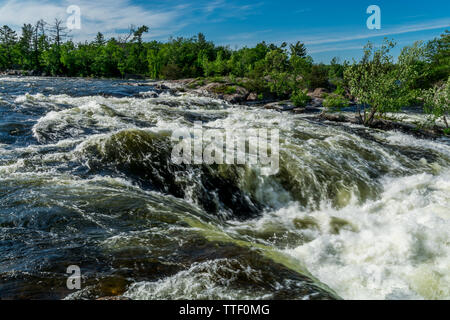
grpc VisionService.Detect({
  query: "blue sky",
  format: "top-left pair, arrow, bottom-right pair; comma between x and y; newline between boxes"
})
0,0 -> 449,62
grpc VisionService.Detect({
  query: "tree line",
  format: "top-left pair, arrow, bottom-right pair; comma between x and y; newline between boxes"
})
0,19 -> 448,129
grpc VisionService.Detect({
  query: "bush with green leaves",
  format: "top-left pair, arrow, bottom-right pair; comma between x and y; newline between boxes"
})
333,83 -> 346,96
211,85 -> 237,95
1,18 -> 447,118
344,39 -> 424,126
306,64 -> 329,89
423,76 -> 449,128
323,94 -> 350,111
423,31 -> 450,87
291,89 -> 311,107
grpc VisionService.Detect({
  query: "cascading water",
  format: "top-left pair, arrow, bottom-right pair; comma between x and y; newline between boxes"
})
0,77 -> 448,300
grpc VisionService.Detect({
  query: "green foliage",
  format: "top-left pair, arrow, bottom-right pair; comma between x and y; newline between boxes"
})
0,25 -> 18,68
211,85 -> 236,95
267,71 -> 295,98
423,77 -> 449,128
333,83 -> 346,96
240,77 -> 270,97
290,41 -> 307,58
323,94 -> 350,111
306,64 -> 329,89
328,57 -> 348,91
328,57 -> 345,81
423,30 -> 450,86
0,19 -> 446,129
291,89 -> 311,107
344,39 -> 424,125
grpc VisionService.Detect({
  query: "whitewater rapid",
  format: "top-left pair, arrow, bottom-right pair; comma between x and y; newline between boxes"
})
1,77 -> 449,300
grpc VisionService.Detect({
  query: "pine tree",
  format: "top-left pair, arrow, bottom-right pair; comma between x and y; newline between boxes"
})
0,25 -> 18,69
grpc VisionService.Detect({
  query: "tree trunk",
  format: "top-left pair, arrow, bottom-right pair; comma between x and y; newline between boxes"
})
365,108 -> 377,126
356,104 -> 364,124
443,115 -> 449,129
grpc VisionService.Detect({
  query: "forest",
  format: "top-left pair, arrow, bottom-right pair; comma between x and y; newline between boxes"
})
0,19 -> 449,128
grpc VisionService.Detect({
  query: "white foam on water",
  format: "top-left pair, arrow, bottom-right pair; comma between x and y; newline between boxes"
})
0,77 -> 35,82
123,259 -> 272,300
5,87 -> 450,300
262,170 -> 450,300
14,93 -> 45,103
25,92 -> 231,140
380,130 -> 450,158
31,100 -> 134,142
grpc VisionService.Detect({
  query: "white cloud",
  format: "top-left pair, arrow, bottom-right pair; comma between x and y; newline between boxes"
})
204,0 -> 225,13
308,45 -> 365,54
0,0 -> 189,41
0,0 -> 265,41
223,29 -> 272,42
300,19 -> 450,46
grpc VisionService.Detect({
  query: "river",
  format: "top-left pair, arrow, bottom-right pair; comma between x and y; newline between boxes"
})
0,76 -> 449,300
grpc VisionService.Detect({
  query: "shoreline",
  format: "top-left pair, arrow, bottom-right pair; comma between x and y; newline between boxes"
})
147,78 -> 448,140
1,74 -> 447,139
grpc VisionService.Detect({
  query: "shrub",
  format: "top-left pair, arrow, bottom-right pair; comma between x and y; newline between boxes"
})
242,78 -> 269,96
344,39 -> 424,125
334,83 -> 346,96
211,85 -> 236,95
223,86 -> 237,94
209,76 -> 226,83
187,82 -> 199,89
323,94 -> 350,111
161,63 -> 182,79
423,76 -> 449,128
306,64 -> 329,89
291,89 -> 311,107
267,71 -> 296,98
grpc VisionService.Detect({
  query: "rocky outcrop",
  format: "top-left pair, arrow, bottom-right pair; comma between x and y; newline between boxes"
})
317,113 -> 444,139
264,101 -> 296,111
292,106 -> 322,114
193,82 -> 249,103
246,92 -> 258,101
222,87 -> 249,103
146,79 -> 329,114
308,88 -> 329,99
153,80 -> 252,104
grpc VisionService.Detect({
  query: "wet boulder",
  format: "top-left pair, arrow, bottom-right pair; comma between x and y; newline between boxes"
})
80,129 -> 263,219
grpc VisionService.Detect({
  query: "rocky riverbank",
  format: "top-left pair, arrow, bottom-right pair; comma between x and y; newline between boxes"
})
138,78 -> 447,139
1,74 -> 446,138
146,78 -> 327,112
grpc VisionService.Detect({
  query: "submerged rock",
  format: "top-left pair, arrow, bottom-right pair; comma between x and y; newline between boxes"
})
264,101 -> 295,111
79,129 -> 263,219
